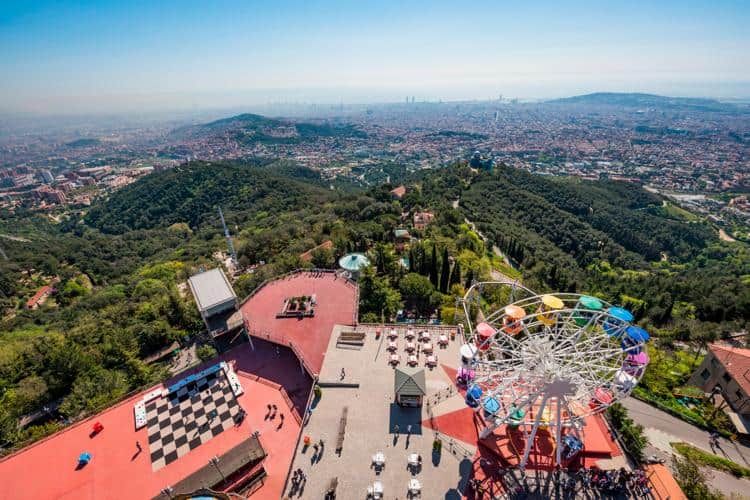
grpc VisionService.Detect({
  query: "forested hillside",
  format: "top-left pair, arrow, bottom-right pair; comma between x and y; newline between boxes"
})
1,159 -> 747,454
85,161 -> 335,233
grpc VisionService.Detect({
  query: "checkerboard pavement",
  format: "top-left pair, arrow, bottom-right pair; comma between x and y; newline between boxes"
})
146,371 -> 241,470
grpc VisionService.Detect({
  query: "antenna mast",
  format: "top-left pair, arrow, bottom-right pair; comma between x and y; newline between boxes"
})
218,206 -> 238,267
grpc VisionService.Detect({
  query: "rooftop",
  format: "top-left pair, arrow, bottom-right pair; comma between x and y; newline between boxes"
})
188,268 -> 236,313
0,343 -> 306,500
709,343 -> 750,396
239,271 -> 358,375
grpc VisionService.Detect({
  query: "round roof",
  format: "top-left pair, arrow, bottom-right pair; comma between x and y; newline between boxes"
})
338,252 -> 371,271
505,304 -> 526,320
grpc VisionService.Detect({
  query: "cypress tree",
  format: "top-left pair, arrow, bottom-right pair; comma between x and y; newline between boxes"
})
465,268 -> 474,289
450,260 -> 462,289
439,247 -> 450,293
429,242 -> 439,288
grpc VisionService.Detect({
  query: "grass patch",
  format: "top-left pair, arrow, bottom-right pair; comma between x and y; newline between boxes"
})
672,442 -> 750,478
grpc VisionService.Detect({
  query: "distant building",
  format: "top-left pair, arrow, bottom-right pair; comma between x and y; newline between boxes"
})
39,170 -> 54,184
688,343 -> 750,435
393,228 -> 411,252
26,285 -> 53,309
188,268 -> 239,337
413,211 -> 435,231
390,185 -> 406,199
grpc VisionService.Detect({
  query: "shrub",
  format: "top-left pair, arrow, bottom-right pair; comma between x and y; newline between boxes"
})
196,345 -> 217,362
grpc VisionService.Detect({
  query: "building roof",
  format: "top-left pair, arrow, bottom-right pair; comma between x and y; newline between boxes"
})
239,271 -> 358,375
0,346 -> 304,500
394,367 -> 426,397
644,464 -> 687,500
188,268 -> 236,312
709,343 -> 750,396
390,185 -> 406,198
26,285 -> 52,308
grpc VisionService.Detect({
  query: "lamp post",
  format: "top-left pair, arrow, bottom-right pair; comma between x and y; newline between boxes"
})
209,455 -> 225,483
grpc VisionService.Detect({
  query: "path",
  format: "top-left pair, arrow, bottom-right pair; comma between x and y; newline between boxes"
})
0,233 -> 31,243
719,228 -> 737,242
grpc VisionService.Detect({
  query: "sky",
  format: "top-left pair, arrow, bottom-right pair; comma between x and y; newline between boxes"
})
1,0 -> 749,114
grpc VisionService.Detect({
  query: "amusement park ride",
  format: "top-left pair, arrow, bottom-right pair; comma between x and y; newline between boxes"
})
459,280 -> 650,470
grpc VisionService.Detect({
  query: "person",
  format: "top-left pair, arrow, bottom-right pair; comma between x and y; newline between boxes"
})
136,441 -> 142,452
394,424 -> 400,435
340,367 -> 346,380
407,424 -> 412,435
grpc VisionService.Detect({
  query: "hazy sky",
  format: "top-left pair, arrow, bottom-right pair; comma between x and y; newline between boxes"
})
2,0 -> 749,113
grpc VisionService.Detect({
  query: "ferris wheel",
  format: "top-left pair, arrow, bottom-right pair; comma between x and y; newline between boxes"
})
459,288 -> 650,469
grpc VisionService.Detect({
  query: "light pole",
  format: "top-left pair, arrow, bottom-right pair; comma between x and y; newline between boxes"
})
160,486 -> 174,499
209,455 -> 225,483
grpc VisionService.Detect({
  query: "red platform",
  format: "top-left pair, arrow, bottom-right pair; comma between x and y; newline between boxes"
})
239,271 -> 358,376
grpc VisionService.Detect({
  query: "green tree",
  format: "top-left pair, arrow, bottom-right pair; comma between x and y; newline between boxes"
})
400,272 -> 436,316
439,247 -> 450,293
672,454 -> 724,500
197,345 -> 218,362
429,242 -> 439,288
358,266 -> 402,319
59,367 -> 129,418
450,260 -> 462,289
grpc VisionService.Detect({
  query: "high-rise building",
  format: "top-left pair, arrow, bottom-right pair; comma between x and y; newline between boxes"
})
40,170 -> 54,184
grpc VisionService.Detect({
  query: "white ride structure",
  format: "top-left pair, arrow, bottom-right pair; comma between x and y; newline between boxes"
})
460,283 -> 650,469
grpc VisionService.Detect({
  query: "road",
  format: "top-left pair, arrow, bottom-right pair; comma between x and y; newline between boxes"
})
623,397 -> 750,466
622,397 -> 750,496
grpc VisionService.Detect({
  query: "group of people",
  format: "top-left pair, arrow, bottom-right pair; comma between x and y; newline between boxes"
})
468,464 -> 652,497
265,403 -> 285,428
288,468 -> 307,496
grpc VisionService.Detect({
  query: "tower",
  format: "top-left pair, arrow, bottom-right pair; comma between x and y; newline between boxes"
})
218,206 -> 238,267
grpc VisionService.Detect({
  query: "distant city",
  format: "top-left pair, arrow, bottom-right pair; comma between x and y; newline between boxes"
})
1,93 -> 749,236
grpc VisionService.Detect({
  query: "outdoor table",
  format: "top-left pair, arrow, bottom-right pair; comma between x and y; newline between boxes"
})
426,355 -> 437,367
408,453 -> 420,466
409,478 -> 421,493
373,452 -> 385,465
373,480 -> 384,498
422,342 -> 433,353
390,329 -> 398,338
387,341 -> 398,351
408,355 -> 418,366
406,342 -> 415,352
405,329 -> 415,339
389,354 -> 400,365
420,331 -> 431,341
438,334 -> 448,345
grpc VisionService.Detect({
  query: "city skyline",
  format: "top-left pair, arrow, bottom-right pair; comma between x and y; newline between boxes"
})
2,0 -> 750,114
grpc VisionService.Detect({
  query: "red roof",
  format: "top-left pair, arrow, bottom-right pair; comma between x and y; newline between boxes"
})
0,348 -> 304,500
299,240 -> 333,262
390,185 -> 406,198
709,343 -> 750,395
26,285 -> 52,308
240,271 -> 358,375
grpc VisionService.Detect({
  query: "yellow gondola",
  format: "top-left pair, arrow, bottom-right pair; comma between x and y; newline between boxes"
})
536,294 -> 564,326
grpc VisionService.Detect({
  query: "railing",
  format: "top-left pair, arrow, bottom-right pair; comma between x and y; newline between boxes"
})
281,376 -> 318,497
238,268 -> 357,308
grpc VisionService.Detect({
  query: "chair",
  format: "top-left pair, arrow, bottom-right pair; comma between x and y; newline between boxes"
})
373,480 -> 384,499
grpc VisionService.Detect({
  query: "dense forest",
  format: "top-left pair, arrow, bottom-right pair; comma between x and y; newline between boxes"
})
0,159 -> 747,453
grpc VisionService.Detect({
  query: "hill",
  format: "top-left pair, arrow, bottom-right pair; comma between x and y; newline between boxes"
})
169,112 -> 366,144
547,92 -> 739,112
85,161 -> 335,233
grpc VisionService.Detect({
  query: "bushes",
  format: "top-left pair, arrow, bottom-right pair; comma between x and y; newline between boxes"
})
607,403 -> 647,464
196,345 -> 217,362
672,442 -> 750,478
